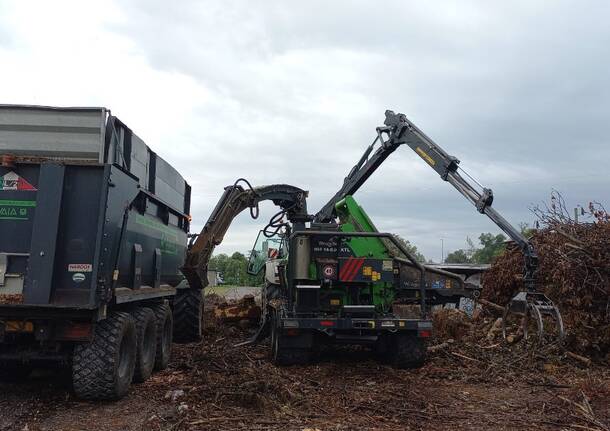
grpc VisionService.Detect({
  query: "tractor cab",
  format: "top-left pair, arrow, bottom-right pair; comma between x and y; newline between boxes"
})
247,230 -> 286,285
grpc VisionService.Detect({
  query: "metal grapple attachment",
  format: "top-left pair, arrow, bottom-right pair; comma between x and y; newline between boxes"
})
502,291 -> 565,345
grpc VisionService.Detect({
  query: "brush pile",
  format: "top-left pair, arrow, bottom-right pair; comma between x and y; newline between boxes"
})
482,195 -> 610,358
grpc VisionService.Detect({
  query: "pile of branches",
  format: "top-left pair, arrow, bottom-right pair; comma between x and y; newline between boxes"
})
482,193 -> 610,358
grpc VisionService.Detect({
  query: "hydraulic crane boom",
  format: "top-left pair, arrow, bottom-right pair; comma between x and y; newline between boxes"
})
316,111 -> 537,288
315,110 -> 564,344
381,111 -> 539,290
181,179 -> 310,290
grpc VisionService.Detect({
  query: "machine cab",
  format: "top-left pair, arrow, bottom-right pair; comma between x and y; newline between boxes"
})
247,230 -> 285,284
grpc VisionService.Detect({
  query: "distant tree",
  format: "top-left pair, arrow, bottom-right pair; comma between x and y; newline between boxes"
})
471,233 -> 507,263
209,254 -> 229,275
519,222 -> 535,238
386,235 -> 427,263
444,232 -> 508,264
445,249 -> 471,263
208,252 -> 263,286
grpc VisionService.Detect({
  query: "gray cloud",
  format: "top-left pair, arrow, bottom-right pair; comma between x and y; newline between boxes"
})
0,0 -> 608,260
112,0 -> 610,258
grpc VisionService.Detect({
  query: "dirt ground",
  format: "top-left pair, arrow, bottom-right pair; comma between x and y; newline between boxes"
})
0,306 -> 608,431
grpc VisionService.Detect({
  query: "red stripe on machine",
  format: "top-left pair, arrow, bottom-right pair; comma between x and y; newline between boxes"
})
345,258 -> 365,281
339,258 -> 357,280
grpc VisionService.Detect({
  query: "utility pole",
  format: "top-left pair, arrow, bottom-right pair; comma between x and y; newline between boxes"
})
440,238 -> 444,264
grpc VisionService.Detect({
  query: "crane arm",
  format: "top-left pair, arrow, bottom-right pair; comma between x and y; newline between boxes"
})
181,180 -> 310,290
380,110 -> 537,290
315,111 -> 564,343
315,110 -> 537,290
315,133 -> 402,223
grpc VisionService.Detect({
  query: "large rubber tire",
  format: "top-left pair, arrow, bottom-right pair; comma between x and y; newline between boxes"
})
131,307 -> 157,383
72,311 -> 137,400
151,302 -> 173,371
392,334 -> 427,369
270,311 -> 311,366
173,288 -> 203,343
0,363 -> 32,382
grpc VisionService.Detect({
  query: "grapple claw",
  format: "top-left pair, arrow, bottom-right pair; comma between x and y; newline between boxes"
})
502,291 -> 565,346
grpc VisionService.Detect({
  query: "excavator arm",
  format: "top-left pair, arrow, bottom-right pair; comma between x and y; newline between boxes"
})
181,179 -> 310,290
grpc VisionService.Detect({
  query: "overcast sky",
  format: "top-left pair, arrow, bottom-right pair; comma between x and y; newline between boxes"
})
1,1 -> 608,261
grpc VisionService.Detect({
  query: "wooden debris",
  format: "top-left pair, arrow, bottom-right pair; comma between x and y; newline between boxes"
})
566,351 -> 592,367
478,298 -> 504,313
482,211 -> 610,357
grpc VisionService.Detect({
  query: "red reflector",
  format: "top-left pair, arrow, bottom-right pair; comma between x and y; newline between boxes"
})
320,320 -> 335,327
286,329 -> 299,336
418,329 -> 432,338
56,322 -> 93,341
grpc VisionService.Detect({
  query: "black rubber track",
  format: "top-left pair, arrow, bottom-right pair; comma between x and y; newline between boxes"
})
72,311 -> 137,400
173,288 -> 203,343
150,302 -> 173,370
131,307 -> 157,383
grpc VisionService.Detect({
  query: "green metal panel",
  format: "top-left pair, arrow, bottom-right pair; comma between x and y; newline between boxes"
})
334,196 -> 395,311
335,196 -> 390,259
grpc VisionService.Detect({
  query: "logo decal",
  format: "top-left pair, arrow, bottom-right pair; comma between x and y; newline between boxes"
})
72,273 -> 86,283
0,172 -> 37,191
0,199 -> 36,221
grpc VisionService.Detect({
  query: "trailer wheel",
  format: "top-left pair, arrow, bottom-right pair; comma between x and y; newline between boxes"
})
173,288 -> 203,343
270,310 -> 310,366
392,334 -> 427,369
0,363 -> 32,382
151,302 -> 173,370
72,311 -> 137,400
131,307 -> 157,383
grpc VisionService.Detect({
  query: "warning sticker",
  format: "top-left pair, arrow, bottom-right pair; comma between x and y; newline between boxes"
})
322,264 -> 336,279
68,264 -> 93,273
0,172 -> 37,191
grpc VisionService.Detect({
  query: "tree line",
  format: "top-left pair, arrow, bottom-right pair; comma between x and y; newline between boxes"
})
444,233 -> 507,264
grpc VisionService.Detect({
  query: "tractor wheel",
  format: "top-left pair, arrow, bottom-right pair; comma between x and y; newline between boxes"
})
131,307 -> 157,383
72,311 -> 137,400
270,310 -> 310,366
392,334 -> 427,369
0,363 -> 32,382
374,334 -> 391,363
173,288 -> 203,343
150,302 -> 173,371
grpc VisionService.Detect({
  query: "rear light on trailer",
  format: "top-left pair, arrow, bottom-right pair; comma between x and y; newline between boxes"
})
418,329 -> 432,338
56,322 -> 93,341
4,321 -> 33,333
320,320 -> 335,327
